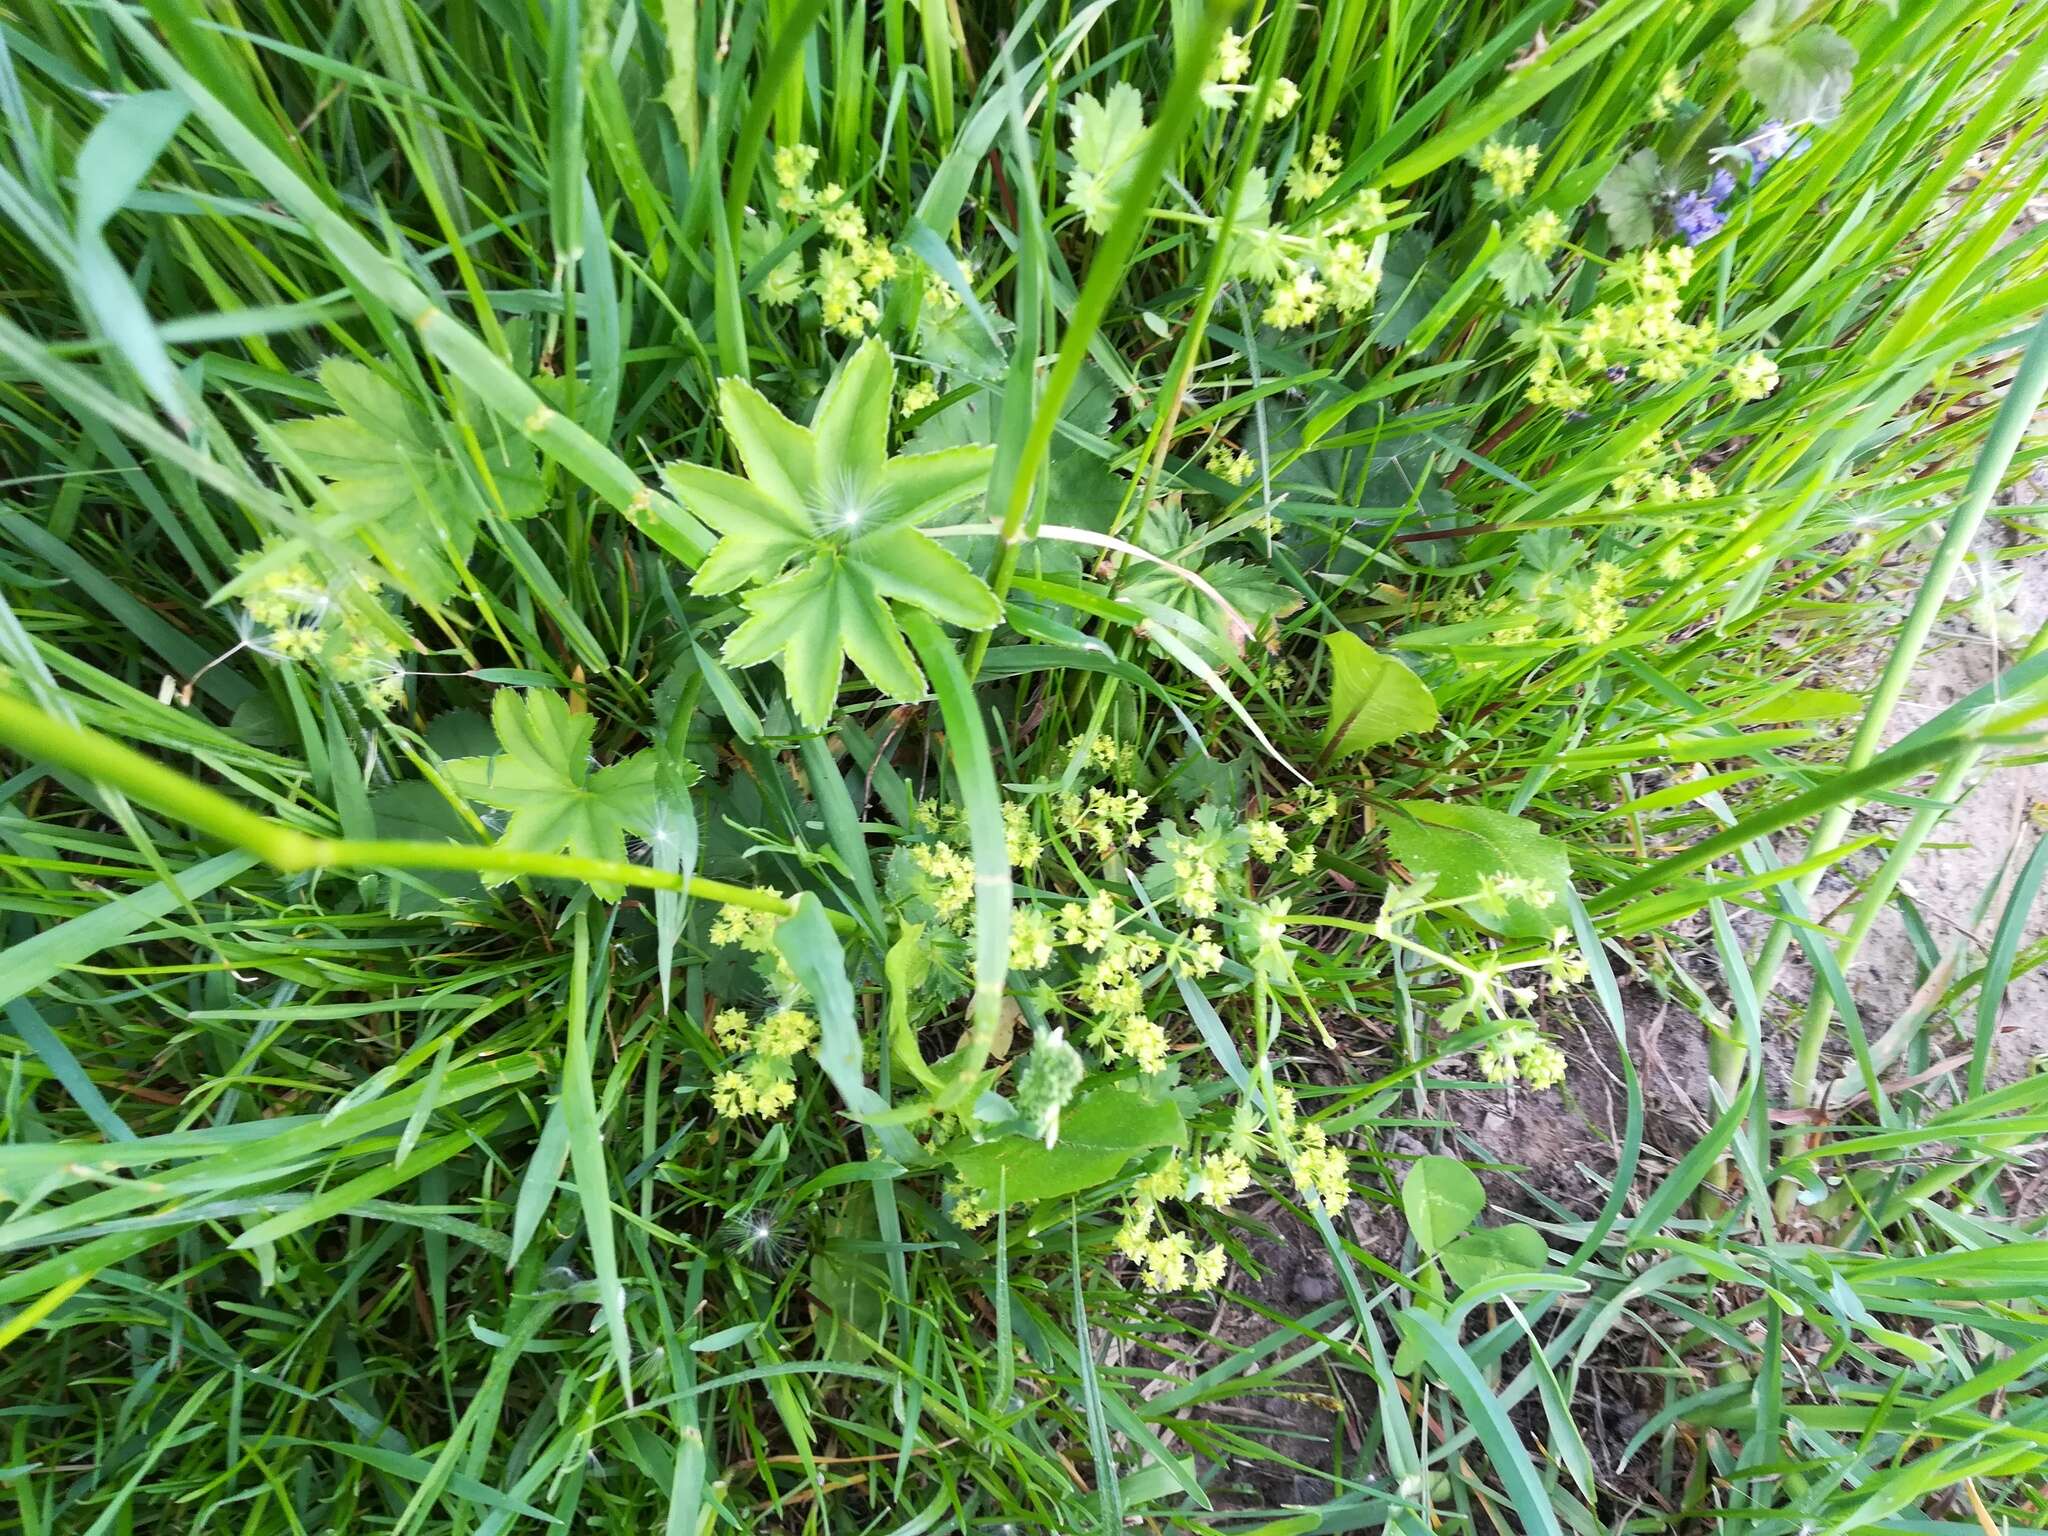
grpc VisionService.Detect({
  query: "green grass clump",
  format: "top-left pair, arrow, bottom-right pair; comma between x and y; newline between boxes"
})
4,0 -> 2048,1530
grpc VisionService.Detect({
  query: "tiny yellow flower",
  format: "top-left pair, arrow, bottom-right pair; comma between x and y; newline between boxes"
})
1728,350 -> 1781,401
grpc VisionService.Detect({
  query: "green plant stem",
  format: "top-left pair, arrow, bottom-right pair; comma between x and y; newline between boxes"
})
1747,314 -> 2048,1006
0,690 -> 833,927
1773,615 -> 2048,1211
964,0 -> 1239,679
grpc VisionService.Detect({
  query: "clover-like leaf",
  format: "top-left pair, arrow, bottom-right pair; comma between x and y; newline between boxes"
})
661,340 -> 997,727
1401,1154 -> 1485,1255
443,690 -> 662,901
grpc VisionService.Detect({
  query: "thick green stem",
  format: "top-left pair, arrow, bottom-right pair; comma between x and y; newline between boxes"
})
1747,312 -> 2048,1002
0,690 -> 834,927
965,0 -> 1239,679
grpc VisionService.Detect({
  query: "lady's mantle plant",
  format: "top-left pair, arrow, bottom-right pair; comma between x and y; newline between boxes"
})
662,340 -> 998,726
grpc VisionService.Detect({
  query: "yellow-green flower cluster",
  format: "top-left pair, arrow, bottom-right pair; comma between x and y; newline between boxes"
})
1247,819 -> 1287,861
1058,888 -> 1120,953
1563,561 -> 1629,644
1046,887 -> 1182,1072
237,550 -> 412,712
1196,1146 -> 1254,1207
1526,346 -> 1591,411
944,1175 -> 997,1231
1156,819 -> 1232,918
1117,1204 -> 1230,1293
1082,733 -> 1142,783
1603,431 -> 1716,511
1246,815 -> 1321,876
1009,906 -> 1057,971
907,840 -> 975,925
709,1005 -> 818,1121
709,903 -> 780,952
1728,349 -> 1781,401
1176,923 -> 1227,978
1520,208 -> 1566,259
1003,801 -> 1043,869
767,141 -> 902,337
1575,245 -> 1714,382
1221,159 -> 1394,331
1261,268 -> 1326,329
1285,134 -> 1343,208
1060,898 -> 1170,1070
1478,139 -> 1542,201
707,903 -> 799,993
1207,443 -> 1255,485
921,253 -> 974,319
1647,67 -> 1686,124
1475,1025 -> 1567,1091
1524,245 -> 1726,408
1201,29 -> 1298,120
1056,786 -> 1150,859
1288,1120 -> 1352,1212
1201,28 -> 1251,109
1321,237 -> 1385,315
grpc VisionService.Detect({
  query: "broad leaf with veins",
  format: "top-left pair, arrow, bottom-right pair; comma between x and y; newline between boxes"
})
443,690 -> 666,901
662,341 -> 998,727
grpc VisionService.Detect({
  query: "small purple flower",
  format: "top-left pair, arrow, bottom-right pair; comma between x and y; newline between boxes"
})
1751,120 -> 1798,166
1706,168 -> 1737,206
1671,191 -> 1725,245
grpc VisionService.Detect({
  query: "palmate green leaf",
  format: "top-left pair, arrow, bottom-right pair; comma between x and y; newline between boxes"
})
1596,148 -> 1665,249
443,690 -> 661,901
1123,501 -> 1301,662
1740,28 -> 1857,123
1488,243 -> 1553,306
1385,801 -> 1572,938
947,1084 -> 1184,1204
1324,631 -> 1439,755
271,358 -> 543,603
662,339 -> 997,727
1066,83 -> 1149,235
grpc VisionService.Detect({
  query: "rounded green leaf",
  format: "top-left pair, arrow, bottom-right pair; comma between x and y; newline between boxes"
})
1324,631 -> 1439,756
947,1085 -> 1184,1204
1440,1221 -> 1549,1291
1401,1154 -> 1485,1254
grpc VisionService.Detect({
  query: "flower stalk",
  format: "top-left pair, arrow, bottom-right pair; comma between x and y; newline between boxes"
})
0,690 -> 830,926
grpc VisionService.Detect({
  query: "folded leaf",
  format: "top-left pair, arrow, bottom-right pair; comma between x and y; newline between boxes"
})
1325,631 -> 1439,756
